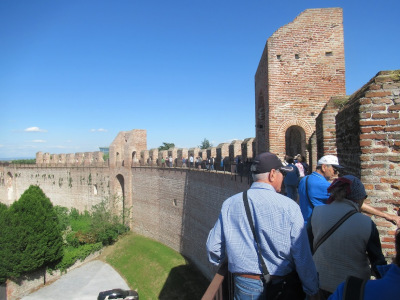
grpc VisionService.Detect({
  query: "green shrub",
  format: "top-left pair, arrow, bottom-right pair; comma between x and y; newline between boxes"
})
54,206 -> 70,232
69,208 -> 80,220
90,196 -> 130,246
55,243 -> 102,272
66,232 -> 80,248
69,212 -> 91,233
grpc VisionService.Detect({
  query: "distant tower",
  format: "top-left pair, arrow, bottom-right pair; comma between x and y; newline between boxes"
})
255,8 -> 346,159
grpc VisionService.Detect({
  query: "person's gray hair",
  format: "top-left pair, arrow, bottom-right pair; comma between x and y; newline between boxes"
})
252,172 -> 269,182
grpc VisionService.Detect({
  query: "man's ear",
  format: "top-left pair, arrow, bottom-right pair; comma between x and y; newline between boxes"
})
269,169 -> 276,182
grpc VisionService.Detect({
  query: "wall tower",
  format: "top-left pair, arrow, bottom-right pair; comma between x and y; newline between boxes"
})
255,8 -> 346,159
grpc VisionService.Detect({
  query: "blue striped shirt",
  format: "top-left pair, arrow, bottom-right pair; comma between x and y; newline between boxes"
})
206,182 -> 319,295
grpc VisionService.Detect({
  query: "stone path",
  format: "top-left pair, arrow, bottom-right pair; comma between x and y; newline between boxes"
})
22,260 -> 130,300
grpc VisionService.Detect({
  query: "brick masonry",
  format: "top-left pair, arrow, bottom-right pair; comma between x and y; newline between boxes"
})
255,8 -> 346,158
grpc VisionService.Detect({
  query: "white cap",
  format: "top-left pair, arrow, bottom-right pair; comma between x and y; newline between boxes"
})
317,155 -> 343,168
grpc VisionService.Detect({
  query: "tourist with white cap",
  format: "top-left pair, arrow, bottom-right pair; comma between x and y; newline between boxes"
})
298,155 -> 400,225
298,155 -> 343,224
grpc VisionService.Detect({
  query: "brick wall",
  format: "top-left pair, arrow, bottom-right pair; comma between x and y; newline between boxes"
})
315,96 -> 349,163
129,167 -> 250,278
255,8 -> 345,159
327,70 -> 400,256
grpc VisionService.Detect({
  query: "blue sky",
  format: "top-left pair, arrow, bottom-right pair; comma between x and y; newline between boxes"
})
1,0 -> 399,159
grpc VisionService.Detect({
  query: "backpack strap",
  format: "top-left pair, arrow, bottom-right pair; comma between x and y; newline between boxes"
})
313,209 -> 357,254
242,190 -> 271,284
343,276 -> 367,300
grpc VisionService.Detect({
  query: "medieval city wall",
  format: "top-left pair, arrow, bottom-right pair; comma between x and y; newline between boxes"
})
0,164 -> 250,281
0,164 -> 111,211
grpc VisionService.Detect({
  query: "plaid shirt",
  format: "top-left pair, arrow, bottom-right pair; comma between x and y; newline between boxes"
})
206,182 -> 319,295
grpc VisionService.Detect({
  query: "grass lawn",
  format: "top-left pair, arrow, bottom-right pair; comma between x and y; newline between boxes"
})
99,232 -> 210,299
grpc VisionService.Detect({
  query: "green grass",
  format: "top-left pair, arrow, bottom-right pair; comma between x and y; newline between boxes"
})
100,232 -> 210,300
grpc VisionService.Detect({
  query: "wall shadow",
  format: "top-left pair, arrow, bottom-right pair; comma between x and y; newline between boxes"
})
158,259 -> 210,299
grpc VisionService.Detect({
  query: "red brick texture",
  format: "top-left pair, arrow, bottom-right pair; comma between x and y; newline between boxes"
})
255,8 -> 346,159
333,70 -> 400,255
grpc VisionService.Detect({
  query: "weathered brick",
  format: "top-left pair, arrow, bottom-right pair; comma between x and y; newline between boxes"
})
364,184 -> 374,190
388,119 -> 400,125
388,104 -> 400,111
360,120 -> 387,126
382,236 -> 395,243
360,133 -> 387,140
360,140 -> 372,146
372,113 -> 399,119
385,126 -> 400,132
381,178 -> 399,184
365,91 -> 392,98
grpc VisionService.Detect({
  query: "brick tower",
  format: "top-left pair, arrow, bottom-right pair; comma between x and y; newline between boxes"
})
255,8 -> 346,160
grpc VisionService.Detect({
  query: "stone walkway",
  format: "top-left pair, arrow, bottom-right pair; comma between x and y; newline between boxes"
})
22,260 -> 130,300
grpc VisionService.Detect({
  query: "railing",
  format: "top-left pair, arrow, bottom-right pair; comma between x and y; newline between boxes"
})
201,262 -> 233,300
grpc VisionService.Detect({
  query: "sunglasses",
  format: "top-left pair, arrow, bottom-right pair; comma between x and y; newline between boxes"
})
331,166 -> 339,174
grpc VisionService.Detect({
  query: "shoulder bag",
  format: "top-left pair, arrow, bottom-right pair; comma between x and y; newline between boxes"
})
242,190 -> 305,300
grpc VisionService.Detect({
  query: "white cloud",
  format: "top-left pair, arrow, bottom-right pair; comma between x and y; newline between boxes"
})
90,128 -> 108,132
32,140 -> 46,143
25,127 -> 47,132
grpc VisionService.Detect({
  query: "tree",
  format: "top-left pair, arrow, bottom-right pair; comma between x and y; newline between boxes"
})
158,142 -> 175,151
11,159 -> 36,164
8,185 -> 63,278
0,203 -> 12,283
199,138 -> 212,149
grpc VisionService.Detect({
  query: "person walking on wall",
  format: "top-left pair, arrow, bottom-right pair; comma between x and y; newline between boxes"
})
189,155 -> 194,168
283,156 -> 300,201
298,155 -> 400,225
299,155 -> 310,175
168,156 -> 173,167
308,175 -> 387,299
161,157 -> 166,168
207,152 -> 320,300
295,154 -> 306,179
209,156 -> 215,170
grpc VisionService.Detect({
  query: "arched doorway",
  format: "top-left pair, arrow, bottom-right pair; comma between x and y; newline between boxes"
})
115,174 -> 125,225
131,151 -> 137,166
285,125 -> 306,158
7,172 -> 14,202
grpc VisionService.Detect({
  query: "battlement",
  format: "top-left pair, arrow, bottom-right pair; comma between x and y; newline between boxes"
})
36,151 -> 107,167
35,137 -> 256,169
